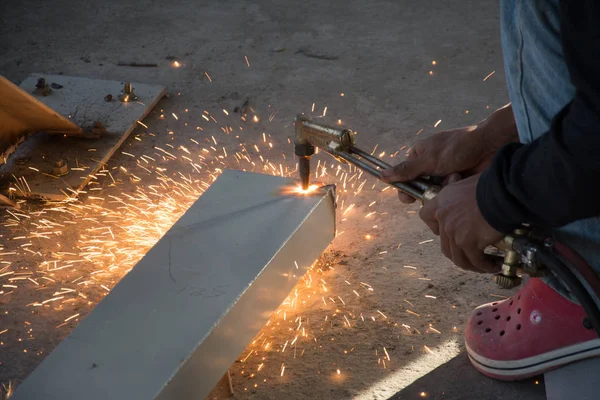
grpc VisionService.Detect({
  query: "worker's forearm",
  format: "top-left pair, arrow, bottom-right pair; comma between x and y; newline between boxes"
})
477,99 -> 600,232
476,2 -> 600,233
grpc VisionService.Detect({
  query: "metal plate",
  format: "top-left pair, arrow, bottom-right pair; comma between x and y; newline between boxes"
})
10,170 -> 336,400
0,76 -> 81,165
0,74 -> 165,200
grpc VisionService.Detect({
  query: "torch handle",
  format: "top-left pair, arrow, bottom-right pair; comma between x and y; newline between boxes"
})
337,146 -> 441,203
337,146 -> 526,286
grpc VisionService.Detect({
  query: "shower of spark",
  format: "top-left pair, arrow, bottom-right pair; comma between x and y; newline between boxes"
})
0,100 -> 406,385
0,66 -> 450,395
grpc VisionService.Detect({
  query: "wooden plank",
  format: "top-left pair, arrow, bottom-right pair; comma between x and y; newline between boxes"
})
10,170 -> 336,400
0,74 -> 165,201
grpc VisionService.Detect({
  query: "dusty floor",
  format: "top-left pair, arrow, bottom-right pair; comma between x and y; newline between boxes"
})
0,0 -> 546,399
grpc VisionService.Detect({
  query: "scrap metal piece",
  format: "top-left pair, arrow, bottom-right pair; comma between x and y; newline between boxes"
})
117,62 -> 158,67
11,170 -> 336,400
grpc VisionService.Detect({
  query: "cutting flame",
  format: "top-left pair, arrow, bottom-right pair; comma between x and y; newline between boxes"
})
280,184 -> 321,196
294,184 -> 320,195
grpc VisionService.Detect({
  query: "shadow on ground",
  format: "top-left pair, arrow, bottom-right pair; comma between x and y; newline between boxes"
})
389,353 -> 546,400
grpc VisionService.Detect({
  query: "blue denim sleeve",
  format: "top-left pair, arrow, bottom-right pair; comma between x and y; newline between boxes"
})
477,1 -> 600,233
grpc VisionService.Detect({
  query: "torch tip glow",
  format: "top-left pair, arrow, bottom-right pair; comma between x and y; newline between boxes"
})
280,184 -> 321,196
294,184 -> 320,195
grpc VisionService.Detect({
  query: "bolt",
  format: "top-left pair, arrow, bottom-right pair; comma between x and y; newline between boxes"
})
118,82 -> 137,102
33,77 -> 52,96
35,78 -> 46,89
52,160 -> 69,176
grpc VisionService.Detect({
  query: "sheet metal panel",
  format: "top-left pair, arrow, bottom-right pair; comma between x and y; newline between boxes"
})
11,170 -> 336,399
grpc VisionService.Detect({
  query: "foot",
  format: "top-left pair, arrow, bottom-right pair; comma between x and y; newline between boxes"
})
465,278 -> 600,380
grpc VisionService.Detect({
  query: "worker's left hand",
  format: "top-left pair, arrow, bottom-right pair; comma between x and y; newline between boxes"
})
419,173 -> 503,273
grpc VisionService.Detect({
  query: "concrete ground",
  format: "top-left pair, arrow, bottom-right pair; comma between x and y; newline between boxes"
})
0,0 -> 546,399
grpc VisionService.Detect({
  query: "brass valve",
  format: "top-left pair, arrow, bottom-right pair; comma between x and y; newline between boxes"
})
493,249 -> 523,289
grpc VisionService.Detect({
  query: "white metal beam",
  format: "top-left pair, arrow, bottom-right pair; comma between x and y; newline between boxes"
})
11,170 -> 336,400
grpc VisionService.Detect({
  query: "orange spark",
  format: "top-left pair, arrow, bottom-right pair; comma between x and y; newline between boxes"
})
483,70 -> 496,81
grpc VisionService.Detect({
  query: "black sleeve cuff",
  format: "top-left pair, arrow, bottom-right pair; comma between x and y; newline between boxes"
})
476,143 -> 526,234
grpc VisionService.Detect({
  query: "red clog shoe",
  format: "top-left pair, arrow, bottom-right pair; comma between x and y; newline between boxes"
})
465,278 -> 600,380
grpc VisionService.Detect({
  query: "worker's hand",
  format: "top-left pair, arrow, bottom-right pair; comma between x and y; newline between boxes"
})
381,104 -> 518,204
419,173 -> 503,273
380,126 -> 492,203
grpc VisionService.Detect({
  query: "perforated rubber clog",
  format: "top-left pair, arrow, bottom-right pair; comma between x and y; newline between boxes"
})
465,278 -> 600,380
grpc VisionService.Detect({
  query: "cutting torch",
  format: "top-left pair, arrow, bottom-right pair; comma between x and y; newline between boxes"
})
293,114 -> 600,336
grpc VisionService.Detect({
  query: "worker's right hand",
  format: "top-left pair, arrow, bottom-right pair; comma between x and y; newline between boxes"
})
381,126 -> 492,203
381,104 -> 519,204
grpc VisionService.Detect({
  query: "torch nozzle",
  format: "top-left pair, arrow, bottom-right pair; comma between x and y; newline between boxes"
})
298,156 -> 311,190
294,138 -> 315,190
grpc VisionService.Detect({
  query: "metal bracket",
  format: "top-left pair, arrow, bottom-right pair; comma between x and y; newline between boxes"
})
0,74 -> 165,201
